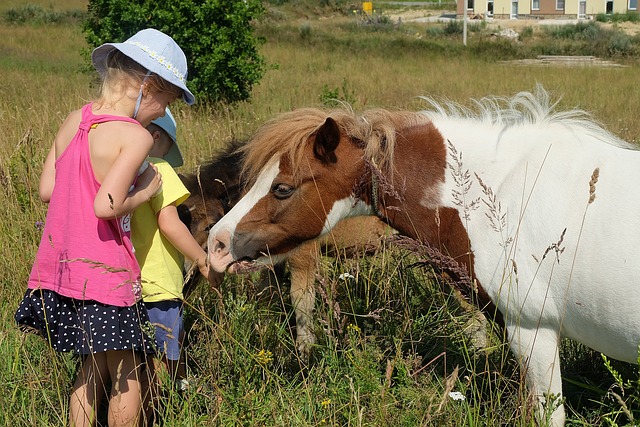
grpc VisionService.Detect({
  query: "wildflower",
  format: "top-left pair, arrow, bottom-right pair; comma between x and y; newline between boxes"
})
35,221 -> 44,229
132,280 -> 142,298
321,398 -> 331,407
347,323 -> 361,334
338,272 -> 354,280
449,391 -> 466,401
255,349 -> 273,365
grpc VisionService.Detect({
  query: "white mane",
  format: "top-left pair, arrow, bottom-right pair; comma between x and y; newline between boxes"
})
418,86 -> 635,150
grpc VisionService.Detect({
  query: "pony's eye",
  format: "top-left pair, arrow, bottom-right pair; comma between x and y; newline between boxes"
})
272,183 -> 294,200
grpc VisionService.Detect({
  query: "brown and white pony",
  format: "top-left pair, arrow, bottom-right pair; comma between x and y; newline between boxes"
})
177,142 -> 390,357
207,88 -> 640,426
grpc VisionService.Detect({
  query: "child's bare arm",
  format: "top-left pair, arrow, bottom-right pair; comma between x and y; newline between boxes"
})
40,109 -> 82,203
157,203 -> 210,278
39,144 -> 55,203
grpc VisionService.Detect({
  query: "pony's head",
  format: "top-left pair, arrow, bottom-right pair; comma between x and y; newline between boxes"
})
207,107 -> 431,273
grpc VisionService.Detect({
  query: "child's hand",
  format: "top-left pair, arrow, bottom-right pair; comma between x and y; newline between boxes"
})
136,162 -> 163,199
198,261 -> 210,281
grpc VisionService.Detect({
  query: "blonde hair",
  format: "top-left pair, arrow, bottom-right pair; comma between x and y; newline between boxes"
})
96,50 -> 182,107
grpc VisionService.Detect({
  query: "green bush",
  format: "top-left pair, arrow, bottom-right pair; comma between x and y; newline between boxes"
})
519,25 -> 534,40
596,11 -> 640,22
319,79 -> 356,108
544,20 -> 601,40
83,0 -> 267,105
444,19 -> 463,35
540,21 -> 639,57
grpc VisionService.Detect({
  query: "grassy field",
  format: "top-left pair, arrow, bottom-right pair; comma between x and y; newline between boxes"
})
2,1 -> 640,426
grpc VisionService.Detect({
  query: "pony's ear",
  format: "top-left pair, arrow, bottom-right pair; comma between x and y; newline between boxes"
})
313,117 -> 340,164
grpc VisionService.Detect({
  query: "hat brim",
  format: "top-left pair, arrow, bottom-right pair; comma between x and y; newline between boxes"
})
164,142 -> 184,168
92,43 -> 195,105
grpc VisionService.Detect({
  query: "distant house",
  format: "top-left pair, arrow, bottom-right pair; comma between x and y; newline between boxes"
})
457,0 -> 638,18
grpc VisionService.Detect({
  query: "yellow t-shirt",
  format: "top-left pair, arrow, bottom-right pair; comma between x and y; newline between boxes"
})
131,157 -> 190,302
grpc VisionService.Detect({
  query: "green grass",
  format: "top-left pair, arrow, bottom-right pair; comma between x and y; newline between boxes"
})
3,2 -> 640,426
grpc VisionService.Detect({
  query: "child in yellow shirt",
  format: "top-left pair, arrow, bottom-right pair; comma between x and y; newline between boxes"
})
132,108 -> 209,395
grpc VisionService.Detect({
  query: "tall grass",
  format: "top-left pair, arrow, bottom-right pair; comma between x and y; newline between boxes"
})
2,2 -> 640,425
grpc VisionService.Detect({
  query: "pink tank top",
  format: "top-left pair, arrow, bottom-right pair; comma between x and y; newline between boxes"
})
28,103 -> 142,306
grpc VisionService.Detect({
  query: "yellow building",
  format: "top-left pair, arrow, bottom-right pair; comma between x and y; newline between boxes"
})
457,0 -> 638,18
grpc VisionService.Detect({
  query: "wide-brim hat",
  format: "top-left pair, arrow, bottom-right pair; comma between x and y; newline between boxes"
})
91,28 -> 195,105
151,108 -> 184,168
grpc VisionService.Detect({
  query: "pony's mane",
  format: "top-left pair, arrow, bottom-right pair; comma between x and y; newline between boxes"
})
240,107 -> 430,184
240,87 -> 633,184
419,86 -> 632,149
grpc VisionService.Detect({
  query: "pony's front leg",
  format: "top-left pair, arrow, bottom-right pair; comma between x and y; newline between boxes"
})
508,324 -> 565,427
288,241 -> 319,360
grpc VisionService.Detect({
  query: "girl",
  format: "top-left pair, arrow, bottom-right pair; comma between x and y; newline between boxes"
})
15,28 -> 195,427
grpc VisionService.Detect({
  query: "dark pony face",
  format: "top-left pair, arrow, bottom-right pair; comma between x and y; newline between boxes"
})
208,115 -> 370,273
178,140 -> 245,248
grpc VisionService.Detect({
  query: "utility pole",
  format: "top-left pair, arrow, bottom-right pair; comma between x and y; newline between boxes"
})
463,1 -> 468,46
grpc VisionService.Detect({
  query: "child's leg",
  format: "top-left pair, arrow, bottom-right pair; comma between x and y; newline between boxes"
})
140,354 -> 162,426
170,328 -> 187,387
69,353 -> 109,427
106,349 -> 143,427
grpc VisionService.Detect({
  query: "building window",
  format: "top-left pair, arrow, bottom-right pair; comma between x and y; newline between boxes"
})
467,0 -> 474,9
532,0 -> 540,9
556,0 -> 565,9
630,0 -> 638,10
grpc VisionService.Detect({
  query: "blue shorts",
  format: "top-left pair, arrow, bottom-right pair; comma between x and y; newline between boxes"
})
145,300 -> 183,361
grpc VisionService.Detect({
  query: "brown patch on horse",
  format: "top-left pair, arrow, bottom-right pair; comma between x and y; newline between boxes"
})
366,122 -> 498,324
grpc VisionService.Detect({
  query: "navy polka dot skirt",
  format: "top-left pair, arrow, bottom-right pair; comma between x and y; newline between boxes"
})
15,289 -> 155,355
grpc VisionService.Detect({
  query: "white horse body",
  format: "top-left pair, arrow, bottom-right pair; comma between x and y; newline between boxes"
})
429,111 -> 640,424
208,90 -> 640,426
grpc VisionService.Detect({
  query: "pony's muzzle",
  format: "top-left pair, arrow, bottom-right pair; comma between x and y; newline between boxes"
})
208,229 -> 235,273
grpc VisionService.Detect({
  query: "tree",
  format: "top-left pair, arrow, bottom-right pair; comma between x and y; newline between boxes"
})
83,0 -> 267,104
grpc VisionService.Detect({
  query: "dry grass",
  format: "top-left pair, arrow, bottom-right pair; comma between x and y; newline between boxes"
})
2,3 -> 640,425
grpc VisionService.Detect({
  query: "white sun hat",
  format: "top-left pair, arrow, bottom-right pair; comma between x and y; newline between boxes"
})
91,28 -> 195,105
151,108 -> 184,168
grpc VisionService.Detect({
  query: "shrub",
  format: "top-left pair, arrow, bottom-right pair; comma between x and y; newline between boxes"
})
544,20 -> 601,40
606,30 -> 635,56
83,0 -> 267,105
319,79 -> 356,107
540,21 -> 639,57
299,22 -> 312,40
596,11 -> 640,22
520,25 -> 534,40
444,19 -> 463,36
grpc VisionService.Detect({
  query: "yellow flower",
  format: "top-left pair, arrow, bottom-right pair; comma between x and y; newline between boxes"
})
321,398 -> 331,407
347,323 -> 361,334
255,349 -> 273,365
